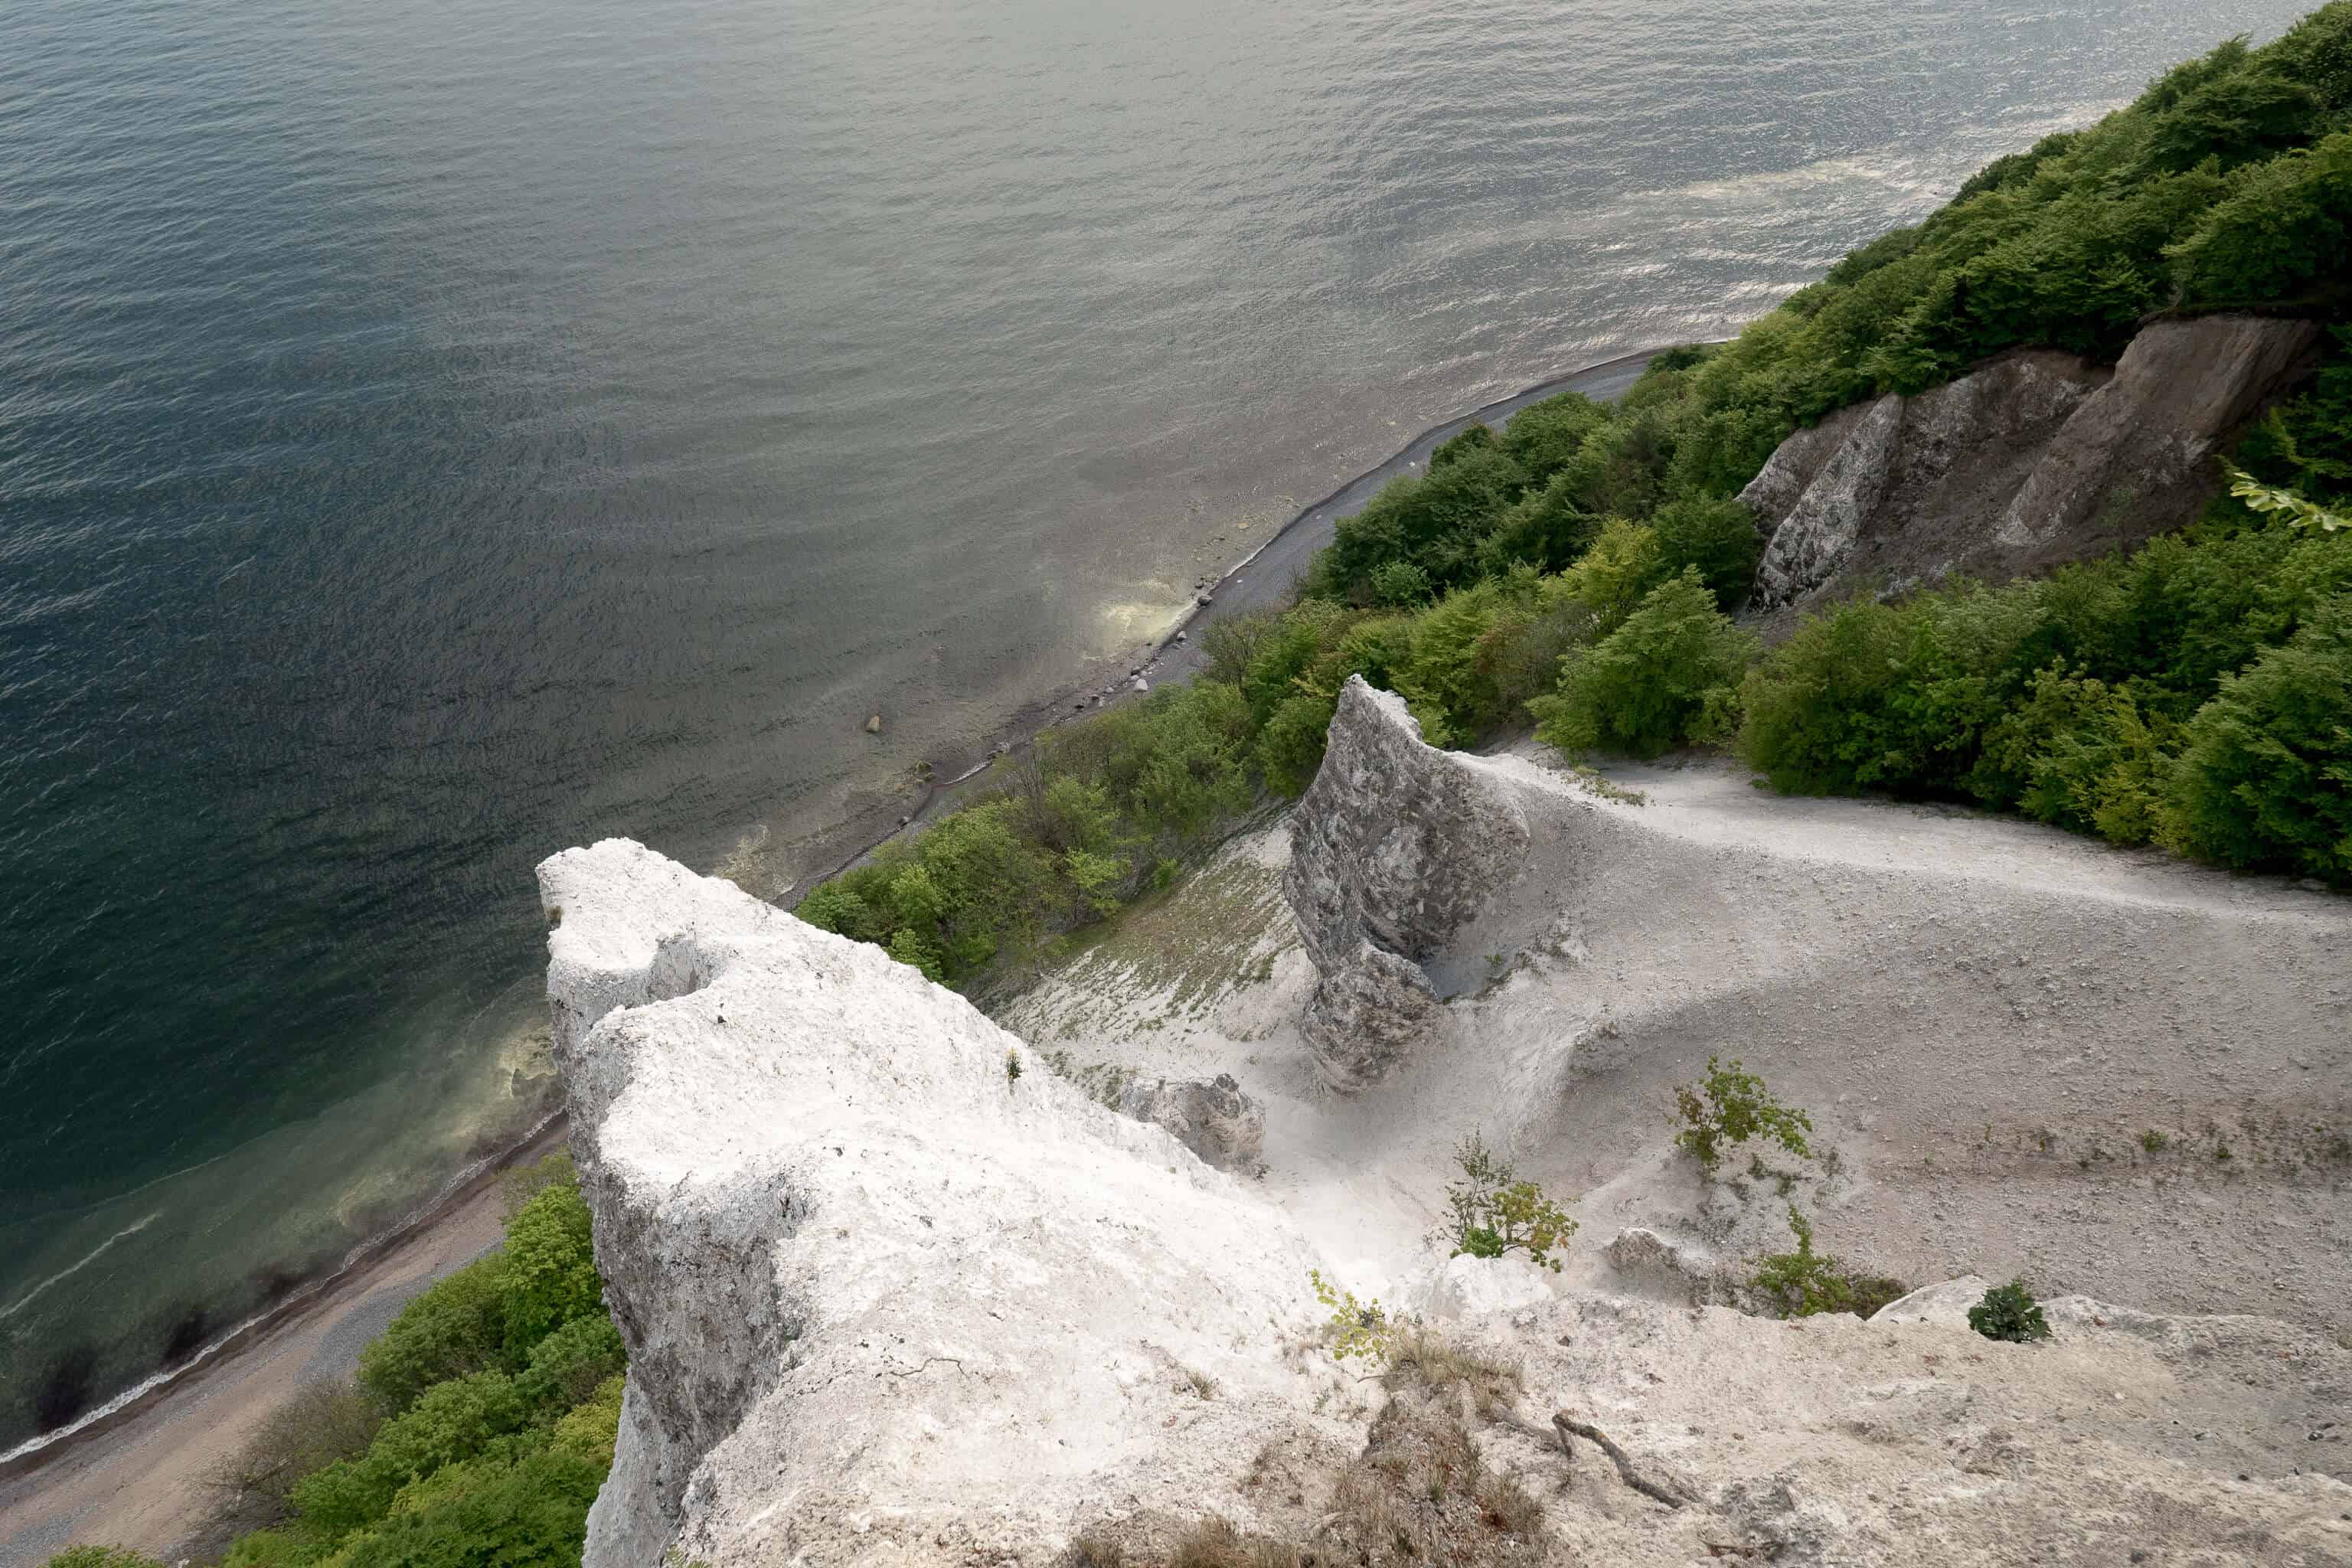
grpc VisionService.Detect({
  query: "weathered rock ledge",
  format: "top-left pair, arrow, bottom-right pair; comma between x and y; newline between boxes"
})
1282,677 -> 1531,1089
1743,314 -> 2321,609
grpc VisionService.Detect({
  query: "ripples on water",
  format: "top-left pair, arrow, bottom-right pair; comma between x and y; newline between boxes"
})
0,0 -> 2308,1443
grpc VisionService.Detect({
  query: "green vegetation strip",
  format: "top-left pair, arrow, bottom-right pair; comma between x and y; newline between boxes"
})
53,1157 -> 625,1568
804,5 -> 2352,992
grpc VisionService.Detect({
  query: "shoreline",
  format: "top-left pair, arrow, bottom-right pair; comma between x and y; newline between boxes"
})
794,342 -> 1674,891
0,344 -> 1673,1557
0,1112 -> 571,1493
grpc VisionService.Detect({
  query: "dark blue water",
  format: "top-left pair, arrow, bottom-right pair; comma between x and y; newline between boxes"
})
0,0 -> 2310,1449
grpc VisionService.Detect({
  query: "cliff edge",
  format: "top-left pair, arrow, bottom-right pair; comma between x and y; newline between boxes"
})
544,709 -> 2351,1563
536,840 -> 1328,1567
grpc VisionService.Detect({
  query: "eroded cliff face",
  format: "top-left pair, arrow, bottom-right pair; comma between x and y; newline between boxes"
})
1743,315 -> 2321,609
542,735 -> 2352,1564
537,841 -> 1327,1567
1281,678 -> 1532,1089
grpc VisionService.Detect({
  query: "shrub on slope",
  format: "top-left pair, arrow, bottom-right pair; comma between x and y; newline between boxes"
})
140,1168 -> 625,1568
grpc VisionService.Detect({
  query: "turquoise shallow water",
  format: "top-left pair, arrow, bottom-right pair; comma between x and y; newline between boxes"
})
0,0 -> 2310,1447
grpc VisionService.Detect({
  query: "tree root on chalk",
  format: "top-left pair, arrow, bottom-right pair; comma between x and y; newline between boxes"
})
1548,1410 -> 1686,1509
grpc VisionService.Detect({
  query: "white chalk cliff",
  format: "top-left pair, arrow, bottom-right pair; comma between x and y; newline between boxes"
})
543,671 -> 2351,1565
537,841 -> 1328,1566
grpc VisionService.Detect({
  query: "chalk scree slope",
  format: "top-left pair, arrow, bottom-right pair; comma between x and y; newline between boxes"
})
541,723 -> 2350,1564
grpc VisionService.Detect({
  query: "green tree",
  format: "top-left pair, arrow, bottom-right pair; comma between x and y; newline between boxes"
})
1258,692 -> 1340,797
1553,518 -> 1666,635
2170,132 -> 2352,302
336,1446 -> 604,1568
358,1256 -> 511,1416
1531,570 -> 1754,758
1649,497 -> 1762,611
2161,598 -> 2352,881
499,1184 -> 603,1361
292,1372 -> 533,1542
514,1313 -> 626,1414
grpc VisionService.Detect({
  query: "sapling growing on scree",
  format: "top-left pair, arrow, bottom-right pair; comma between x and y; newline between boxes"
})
1443,1130 -> 1576,1272
1674,1056 -> 1813,1174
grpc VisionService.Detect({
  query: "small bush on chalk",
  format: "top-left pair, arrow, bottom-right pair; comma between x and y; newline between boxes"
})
1309,1269 -> 1407,1367
1443,1131 -> 1576,1272
1968,1279 -> 2052,1343
1747,1208 -> 1908,1320
1674,1057 -> 1814,1175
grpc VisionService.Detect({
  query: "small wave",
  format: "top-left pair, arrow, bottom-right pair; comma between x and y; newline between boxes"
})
711,822 -> 776,894
0,1211 -> 163,1324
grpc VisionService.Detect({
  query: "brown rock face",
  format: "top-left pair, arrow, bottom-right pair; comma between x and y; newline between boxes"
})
1994,314 -> 2325,563
1742,315 -> 2321,610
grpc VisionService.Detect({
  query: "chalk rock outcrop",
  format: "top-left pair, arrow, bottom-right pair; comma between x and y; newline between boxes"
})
1406,1253 -> 1556,1321
1602,1227 -> 1719,1304
1743,315 -> 2320,609
1118,1072 -> 1265,1172
537,840 -> 1322,1568
1282,678 -> 1530,1089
